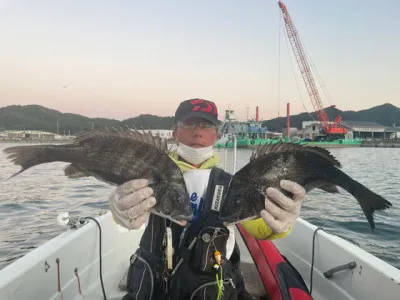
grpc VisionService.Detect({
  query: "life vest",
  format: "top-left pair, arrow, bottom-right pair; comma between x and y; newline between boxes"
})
122,167 -> 243,300
237,224 -> 313,300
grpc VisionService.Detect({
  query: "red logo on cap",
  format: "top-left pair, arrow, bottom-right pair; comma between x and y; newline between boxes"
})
190,99 -> 217,115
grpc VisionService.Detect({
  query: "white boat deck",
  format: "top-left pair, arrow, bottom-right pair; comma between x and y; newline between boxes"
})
0,211 -> 399,300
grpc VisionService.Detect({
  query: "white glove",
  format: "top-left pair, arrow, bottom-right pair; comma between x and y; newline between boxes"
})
261,180 -> 305,234
109,179 -> 156,230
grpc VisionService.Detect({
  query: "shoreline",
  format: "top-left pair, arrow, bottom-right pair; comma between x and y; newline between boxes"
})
215,139 -> 400,149
0,139 -> 178,145
0,139 -> 72,144
2,139 -> 400,148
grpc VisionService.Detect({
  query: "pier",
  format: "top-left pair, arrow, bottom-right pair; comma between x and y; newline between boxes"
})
361,140 -> 400,148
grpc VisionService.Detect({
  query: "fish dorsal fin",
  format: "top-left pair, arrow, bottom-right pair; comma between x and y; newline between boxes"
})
73,127 -> 168,153
249,141 -> 341,167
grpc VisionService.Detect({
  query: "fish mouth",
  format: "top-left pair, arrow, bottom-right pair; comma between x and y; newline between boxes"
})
171,213 -> 193,222
220,215 -> 256,227
219,216 -> 235,226
222,221 -> 238,227
170,213 -> 193,227
149,209 -> 193,226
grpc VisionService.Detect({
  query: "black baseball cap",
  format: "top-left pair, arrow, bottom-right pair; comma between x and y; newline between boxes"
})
174,98 -> 219,125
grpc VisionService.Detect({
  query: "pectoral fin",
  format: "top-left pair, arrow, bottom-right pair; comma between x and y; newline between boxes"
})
319,184 -> 340,194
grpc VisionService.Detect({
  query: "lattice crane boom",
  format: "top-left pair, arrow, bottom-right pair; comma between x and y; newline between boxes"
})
278,1 -> 346,135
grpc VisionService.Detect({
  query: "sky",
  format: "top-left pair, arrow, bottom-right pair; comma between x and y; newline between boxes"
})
0,0 -> 399,122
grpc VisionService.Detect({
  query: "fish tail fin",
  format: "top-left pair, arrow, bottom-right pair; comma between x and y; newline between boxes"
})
6,169 -> 25,180
64,163 -> 87,178
3,145 -> 58,178
329,167 -> 392,230
351,180 -> 392,230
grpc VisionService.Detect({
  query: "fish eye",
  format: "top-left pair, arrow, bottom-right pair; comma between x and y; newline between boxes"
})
236,199 -> 241,205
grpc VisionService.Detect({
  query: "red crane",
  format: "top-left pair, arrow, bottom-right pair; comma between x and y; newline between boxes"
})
278,1 -> 346,136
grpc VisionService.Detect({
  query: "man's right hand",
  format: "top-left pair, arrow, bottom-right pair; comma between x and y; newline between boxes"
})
109,179 -> 156,230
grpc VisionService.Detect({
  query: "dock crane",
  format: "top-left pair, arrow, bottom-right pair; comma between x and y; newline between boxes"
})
278,1 -> 346,138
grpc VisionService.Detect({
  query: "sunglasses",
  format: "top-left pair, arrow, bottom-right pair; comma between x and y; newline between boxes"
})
177,121 -> 217,130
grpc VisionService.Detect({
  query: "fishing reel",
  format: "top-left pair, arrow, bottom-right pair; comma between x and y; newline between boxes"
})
57,212 -> 88,229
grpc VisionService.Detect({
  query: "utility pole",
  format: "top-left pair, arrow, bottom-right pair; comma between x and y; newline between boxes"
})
56,121 -> 59,135
246,106 -> 249,120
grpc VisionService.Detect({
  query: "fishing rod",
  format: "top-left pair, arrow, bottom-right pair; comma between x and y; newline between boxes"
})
223,135 -> 237,174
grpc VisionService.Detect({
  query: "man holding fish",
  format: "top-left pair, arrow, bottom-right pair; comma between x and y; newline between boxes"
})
109,98 -> 306,300
4,96 -> 390,298
3,95 -> 391,298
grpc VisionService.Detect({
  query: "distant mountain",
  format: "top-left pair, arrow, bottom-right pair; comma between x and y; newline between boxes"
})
264,103 -> 400,131
1,103 -> 399,133
0,105 -> 175,134
0,105 -> 121,134
340,103 -> 400,126
122,114 -> 175,130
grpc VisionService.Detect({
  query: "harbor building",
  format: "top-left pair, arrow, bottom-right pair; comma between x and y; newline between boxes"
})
298,121 -> 400,140
136,129 -> 173,140
342,121 -> 386,139
0,130 -> 68,141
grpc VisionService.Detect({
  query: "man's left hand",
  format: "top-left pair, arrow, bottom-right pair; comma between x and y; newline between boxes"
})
260,180 -> 306,234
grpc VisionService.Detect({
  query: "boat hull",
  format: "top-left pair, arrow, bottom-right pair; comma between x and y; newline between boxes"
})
0,212 -> 399,300
272,218 -> 400,300
0,212 -> 143,300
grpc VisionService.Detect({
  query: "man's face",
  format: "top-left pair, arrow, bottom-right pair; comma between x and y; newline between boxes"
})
174,117 -> 218,148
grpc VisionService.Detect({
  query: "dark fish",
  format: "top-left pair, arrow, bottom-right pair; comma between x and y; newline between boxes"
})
220,142 -> 392,229
2,128 -> 192,225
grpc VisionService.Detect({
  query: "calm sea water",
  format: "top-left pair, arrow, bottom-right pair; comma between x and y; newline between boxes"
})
0,143 -> 399,271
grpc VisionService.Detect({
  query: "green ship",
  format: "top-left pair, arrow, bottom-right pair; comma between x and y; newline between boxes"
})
214,109 -> 288,149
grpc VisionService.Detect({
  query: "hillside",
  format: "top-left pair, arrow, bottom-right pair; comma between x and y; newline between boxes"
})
122,114 -> 175,130
1,103 -> 399,133
0,105 -> 173,134
0,105 -> 121,134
